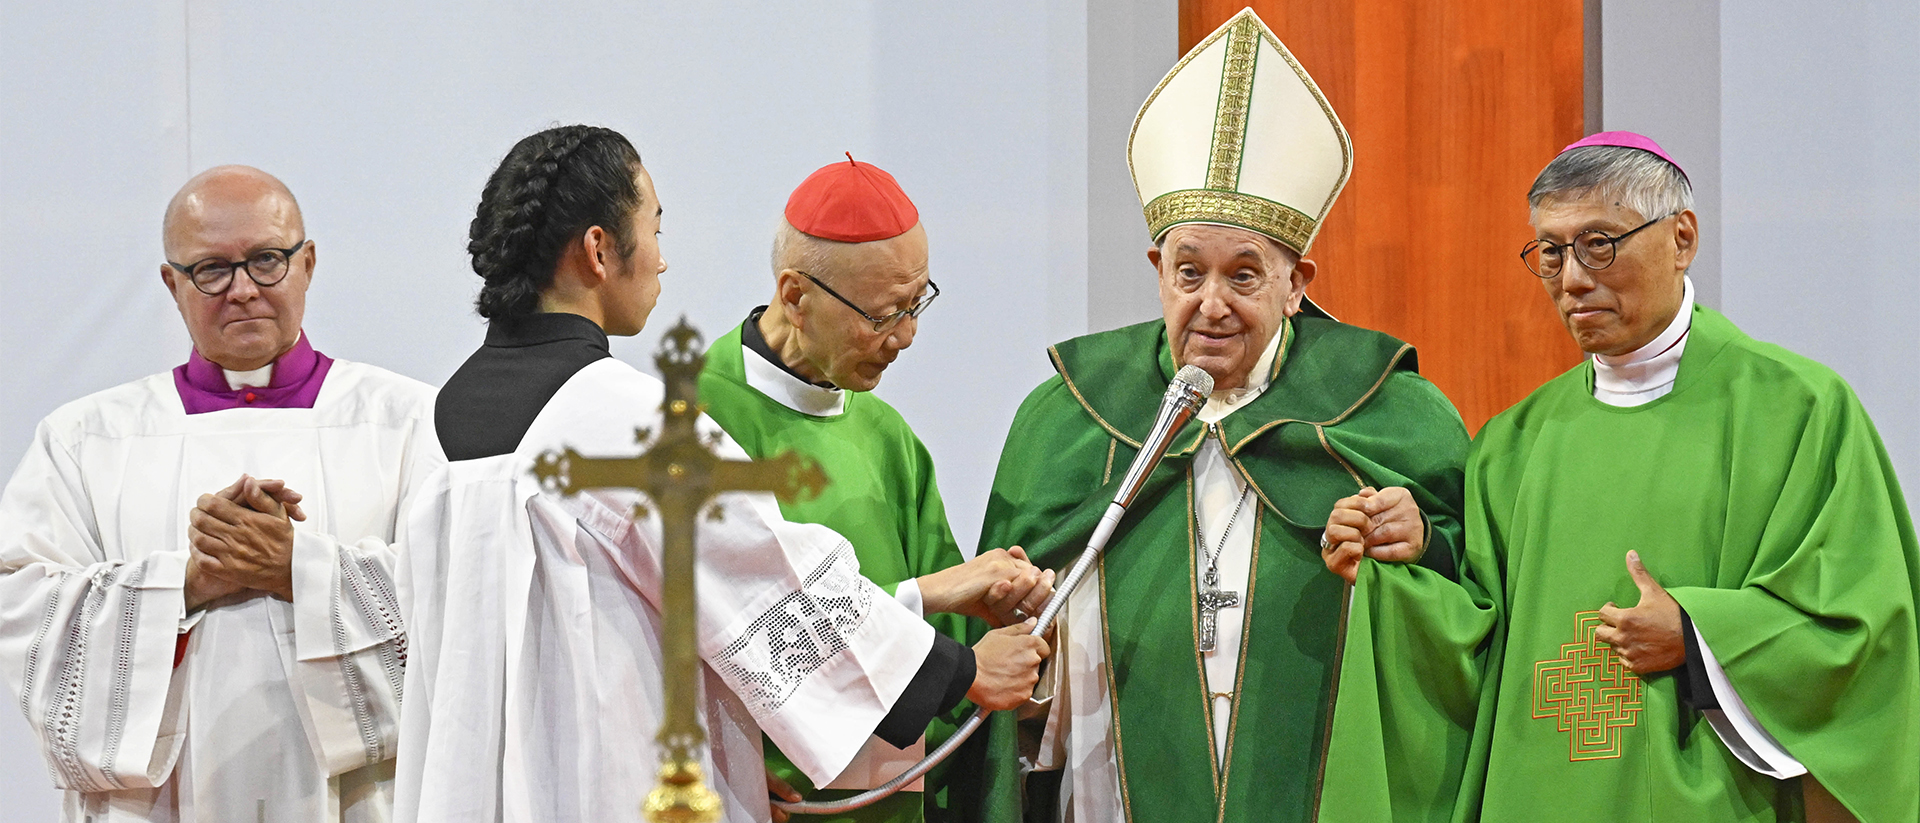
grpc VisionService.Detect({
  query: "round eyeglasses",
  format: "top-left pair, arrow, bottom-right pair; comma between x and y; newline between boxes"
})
166,240 -> 309,295
797,271 -> 939,333
1520,214 -> 1674,278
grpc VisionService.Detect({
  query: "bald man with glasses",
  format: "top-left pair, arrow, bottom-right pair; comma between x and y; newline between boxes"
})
698,158 -> 1052,823
0,165 -> 438,821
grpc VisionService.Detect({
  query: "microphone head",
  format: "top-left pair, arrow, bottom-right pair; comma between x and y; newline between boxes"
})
1174,364 -> 1214,398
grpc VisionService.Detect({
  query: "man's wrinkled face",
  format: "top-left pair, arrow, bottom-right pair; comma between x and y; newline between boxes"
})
1531,195 -> 1695,356
794,225 -> 930,392
602,166 -> 668,337
1152,224 -> 1312,392
161,183 -> 311,372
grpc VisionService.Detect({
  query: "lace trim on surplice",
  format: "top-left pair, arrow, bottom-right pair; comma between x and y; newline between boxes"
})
715,541 -> 874,714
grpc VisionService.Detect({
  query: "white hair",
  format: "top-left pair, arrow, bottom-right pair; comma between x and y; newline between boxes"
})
770,219 -> 862,282
1527,145 -> 1693,221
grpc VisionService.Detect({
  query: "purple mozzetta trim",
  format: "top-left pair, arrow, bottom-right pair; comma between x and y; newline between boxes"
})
171,333 -> 333,414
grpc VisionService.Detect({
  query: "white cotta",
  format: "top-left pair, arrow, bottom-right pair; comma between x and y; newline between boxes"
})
0,361 -> 439,822
394,357 -> 935,823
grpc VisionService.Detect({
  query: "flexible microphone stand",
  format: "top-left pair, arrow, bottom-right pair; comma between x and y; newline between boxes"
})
775,365 -> 1214,816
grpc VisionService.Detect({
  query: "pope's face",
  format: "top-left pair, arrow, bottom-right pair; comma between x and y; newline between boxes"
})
160,184 -> 311,372
601,166 -> 668,337
793,225 -> 930,392
1531,196 -> 1696,356
1152,224 -> 1313,392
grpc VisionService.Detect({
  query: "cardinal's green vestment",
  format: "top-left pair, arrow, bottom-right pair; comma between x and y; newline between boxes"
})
979,313 -> 1482,823
1455,304 -> 1920,822
701,321 -> 980,823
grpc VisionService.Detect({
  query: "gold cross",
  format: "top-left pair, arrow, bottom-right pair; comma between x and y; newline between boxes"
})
532,317 -> 829,822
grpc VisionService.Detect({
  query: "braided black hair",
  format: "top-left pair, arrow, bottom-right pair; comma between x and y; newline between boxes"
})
468,125 -> 645,319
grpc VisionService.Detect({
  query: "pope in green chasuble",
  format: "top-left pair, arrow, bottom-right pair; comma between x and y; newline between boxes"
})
980,313 -> 1479,823
702,322 -> 981,823
1447,304 -> 1920,822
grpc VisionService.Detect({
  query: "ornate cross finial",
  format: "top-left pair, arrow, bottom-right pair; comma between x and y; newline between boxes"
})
532,315 -> 831,821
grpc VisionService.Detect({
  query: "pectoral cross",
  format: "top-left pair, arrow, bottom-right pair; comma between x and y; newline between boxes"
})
1197,570 -> 1240,653
532,317 -> 829,823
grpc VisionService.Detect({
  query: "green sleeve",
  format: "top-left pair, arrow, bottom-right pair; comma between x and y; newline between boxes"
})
1319,369 -> 1498,823
1666,378 -> 1920,822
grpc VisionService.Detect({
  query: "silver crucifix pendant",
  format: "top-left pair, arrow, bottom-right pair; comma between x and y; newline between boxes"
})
1197,583 -> 1240,653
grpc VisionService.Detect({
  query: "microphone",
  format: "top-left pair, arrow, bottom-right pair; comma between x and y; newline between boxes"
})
1030,364 -> 1211,631
775,365 -> 1214,816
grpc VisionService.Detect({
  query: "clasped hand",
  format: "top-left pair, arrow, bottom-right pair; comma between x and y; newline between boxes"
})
919,546 -> 1056,628
184,474 -> 305,610
1320,486 -> 1426,584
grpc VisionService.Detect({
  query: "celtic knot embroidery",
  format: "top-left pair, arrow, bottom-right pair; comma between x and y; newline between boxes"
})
1532,610 -> 1643,761
716,541 -> 874,714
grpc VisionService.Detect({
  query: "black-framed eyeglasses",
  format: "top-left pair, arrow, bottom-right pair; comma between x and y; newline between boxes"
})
1520,214 -> 1674,278
798,271 -> 939,333
166,240 -> 310,295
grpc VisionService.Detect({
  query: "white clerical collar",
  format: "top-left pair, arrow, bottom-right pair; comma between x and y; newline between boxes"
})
742,343 -> 847,417
1198,322 -> 1286,423
224,364 -> 274,390
1592,275 -> 1694,407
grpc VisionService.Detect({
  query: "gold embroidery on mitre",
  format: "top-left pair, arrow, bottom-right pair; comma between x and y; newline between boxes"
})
1532,610 -> 1644,761
1205,18 -> 1261,191
1144,189 -> 1318,253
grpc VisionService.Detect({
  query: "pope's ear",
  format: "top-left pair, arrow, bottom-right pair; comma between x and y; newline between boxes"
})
1146,244 -> 1163,271
1292,257 -> 1318,290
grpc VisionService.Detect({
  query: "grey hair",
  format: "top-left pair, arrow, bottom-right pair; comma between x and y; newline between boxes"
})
1527,146 -> 1693,221
770,219 -> 859,280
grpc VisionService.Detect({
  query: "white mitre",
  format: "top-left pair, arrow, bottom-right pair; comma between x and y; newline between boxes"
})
1129,8 -> 1353,254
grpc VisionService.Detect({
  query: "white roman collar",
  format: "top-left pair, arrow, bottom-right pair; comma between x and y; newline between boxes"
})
224,364 -> 274,390
1198,322 -> 1286,423
742,343 -> 847,417
1592,276 -> 1694,407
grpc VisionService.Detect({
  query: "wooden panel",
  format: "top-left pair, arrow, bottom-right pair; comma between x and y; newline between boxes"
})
1179,0 -> 1586,432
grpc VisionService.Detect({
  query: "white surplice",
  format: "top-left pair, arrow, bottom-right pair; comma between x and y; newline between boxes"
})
0,362 -> 440,822
1031,331 -> 1284,823
395,357 -> 935,823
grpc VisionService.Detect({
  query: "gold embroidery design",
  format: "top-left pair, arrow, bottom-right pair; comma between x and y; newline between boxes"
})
1533,610 -> 1643,761
1144,189 -> 1317,253
1205,19 -> 1260,191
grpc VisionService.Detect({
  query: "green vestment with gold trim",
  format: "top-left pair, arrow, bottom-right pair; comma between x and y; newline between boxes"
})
700,324 -> 985,823
978,314 -> 1479,822
1452,305 -> 1920,822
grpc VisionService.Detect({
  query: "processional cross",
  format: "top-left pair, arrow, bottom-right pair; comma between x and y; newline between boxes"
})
532,317 -> 829,823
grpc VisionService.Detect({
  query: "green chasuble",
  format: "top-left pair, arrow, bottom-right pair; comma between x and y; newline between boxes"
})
1456,304 -> 1920,822
979,314 -> 1479,823
700,322 -> 981,823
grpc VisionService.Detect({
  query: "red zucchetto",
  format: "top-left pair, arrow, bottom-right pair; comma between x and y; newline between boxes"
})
783,154 -> 919,243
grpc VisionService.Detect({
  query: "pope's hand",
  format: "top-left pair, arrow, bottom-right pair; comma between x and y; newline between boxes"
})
967,619 -> 1051,711
1594,551 -> 1686,674
188,475 -> 298,602
1321,486 -> 1426,584
919,547 -> 1054,627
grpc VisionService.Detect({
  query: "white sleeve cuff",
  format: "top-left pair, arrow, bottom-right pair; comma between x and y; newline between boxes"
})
893,577 -> 925,618
1693,624 -> 1807,778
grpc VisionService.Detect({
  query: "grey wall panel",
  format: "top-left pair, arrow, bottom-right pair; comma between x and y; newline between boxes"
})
1719,0 -> 1920,522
